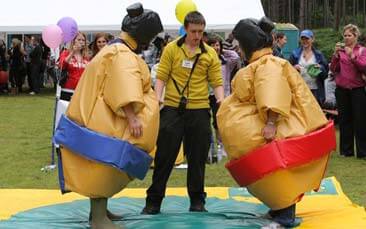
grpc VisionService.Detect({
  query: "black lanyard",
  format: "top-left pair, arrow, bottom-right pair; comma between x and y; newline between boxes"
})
172,54 -> 201,98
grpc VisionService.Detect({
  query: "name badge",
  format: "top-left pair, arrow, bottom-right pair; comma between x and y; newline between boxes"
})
182,59 -> 194,69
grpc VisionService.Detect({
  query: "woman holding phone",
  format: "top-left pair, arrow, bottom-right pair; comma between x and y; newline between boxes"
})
58,32 -> 89,100
330,24 -> 366,159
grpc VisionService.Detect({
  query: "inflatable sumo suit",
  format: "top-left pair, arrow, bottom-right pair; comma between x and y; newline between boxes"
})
217,17 -> 336,210
54,3 -> 163,198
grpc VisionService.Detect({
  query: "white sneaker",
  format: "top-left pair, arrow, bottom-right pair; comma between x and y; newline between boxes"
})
29,92 -> 35,95
261,222 -> 284,229
174,163 -> 188,169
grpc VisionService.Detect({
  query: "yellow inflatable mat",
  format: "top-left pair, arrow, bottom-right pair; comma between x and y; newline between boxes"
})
0,177 -> 365,228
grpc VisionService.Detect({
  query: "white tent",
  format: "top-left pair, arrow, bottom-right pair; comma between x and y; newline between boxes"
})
0,0 -> 264,34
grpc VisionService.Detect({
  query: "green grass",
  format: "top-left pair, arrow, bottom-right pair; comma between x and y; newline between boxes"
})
313,28 -> 342,60
0,89 -> 365,208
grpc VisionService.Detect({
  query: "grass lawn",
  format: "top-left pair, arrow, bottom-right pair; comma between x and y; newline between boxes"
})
0,89 -> 365,208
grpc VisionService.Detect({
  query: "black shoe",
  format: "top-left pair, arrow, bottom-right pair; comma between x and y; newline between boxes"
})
141,205 -> 161,215
189,203 -> 208,212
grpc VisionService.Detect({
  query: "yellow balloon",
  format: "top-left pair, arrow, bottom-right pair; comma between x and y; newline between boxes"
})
175,0 -> 197,24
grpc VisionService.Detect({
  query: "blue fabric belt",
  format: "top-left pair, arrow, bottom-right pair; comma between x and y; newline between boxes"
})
53,114 -> 153,180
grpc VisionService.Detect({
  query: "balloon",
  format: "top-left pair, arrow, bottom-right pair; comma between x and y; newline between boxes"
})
179,26 -> 186,36
175,0 -> 197,24
57,17 -> 78,43
42,25 -> 63,49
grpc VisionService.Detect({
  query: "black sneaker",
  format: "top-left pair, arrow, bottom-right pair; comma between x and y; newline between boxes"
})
141,205 -> 161,215
189,203 -> 208,212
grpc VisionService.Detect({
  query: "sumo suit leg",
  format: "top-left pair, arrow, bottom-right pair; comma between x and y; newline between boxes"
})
90,198 -> 122,229
89,199 -> 123,223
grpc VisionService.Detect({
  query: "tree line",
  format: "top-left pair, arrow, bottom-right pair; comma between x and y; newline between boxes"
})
261,0 -> 366,30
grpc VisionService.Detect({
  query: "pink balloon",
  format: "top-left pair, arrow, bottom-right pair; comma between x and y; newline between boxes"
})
42,25 -> 63,49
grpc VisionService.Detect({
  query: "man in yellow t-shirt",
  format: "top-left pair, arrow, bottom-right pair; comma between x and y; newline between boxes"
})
142,11 -> 224,214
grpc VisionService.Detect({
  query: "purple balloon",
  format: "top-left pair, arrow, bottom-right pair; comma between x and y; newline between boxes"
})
57,17 -> 78,43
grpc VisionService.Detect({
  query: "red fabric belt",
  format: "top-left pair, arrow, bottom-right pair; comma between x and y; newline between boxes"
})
226,121 -> 336,187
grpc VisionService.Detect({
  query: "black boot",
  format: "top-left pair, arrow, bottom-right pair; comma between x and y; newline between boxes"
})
189,203 -> 208,212
141,202 -> 161,215
189,199 -> 207,212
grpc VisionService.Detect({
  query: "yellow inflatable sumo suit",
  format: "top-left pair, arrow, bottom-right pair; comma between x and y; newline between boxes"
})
217,48 -> 330,210
58,33 -> 159,198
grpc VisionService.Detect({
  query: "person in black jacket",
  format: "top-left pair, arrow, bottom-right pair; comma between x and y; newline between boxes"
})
0,39 -> 7,70
8,38 -> 26,93
29,36 -> 43,95
272,32 -> 287,59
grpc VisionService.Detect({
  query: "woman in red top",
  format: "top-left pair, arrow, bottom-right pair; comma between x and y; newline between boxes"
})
59,32 -> 89,100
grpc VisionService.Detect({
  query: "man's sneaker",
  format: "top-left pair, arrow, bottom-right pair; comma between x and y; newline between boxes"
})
141,204 -> 161,215
29,91 -> 36,95
189,203 -> 208,212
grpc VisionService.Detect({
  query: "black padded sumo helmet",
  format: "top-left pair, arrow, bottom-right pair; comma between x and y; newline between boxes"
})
232,17 -> 275,60
121,3 -> 163,46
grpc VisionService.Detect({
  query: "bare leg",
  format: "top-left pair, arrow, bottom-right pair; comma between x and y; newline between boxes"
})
90,198 -> 122,229
89,199 -> 123,222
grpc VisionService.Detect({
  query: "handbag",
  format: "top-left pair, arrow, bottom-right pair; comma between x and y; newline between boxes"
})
0,70 -> 8,84
58,68 -> 68,87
